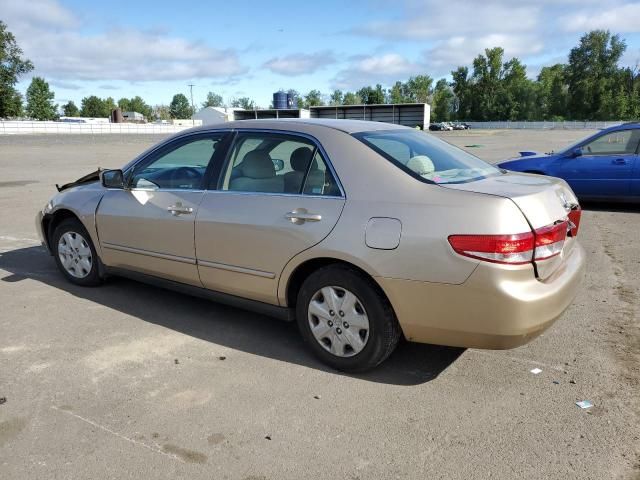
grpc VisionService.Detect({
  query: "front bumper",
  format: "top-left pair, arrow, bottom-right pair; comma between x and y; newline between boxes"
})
35,211 -> 50,253
377,242 -> 585,349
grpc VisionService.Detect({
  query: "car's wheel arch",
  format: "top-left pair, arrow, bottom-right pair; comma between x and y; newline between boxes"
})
43,209 -> 81,252
283,256 -> 395,315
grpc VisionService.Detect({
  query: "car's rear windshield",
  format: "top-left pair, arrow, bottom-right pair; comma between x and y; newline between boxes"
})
353,129 -> 501,184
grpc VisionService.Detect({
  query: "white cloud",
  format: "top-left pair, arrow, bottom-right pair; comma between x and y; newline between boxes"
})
0,0 -> 78,29
48,80 -> 82,90
263,51 -> 336,75
560,3 -> 640,32
1,0 -> 247,82
352,1 -> 540,40
332,54 -> 424,90
426,34 -> 545,74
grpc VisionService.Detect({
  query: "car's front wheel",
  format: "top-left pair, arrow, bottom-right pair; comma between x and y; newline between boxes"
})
52,218 -> 103,286
296,264 -> 401,372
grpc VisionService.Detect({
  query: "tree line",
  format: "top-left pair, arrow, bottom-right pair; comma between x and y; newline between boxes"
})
291,30 -> 639,122
1,20 -> 638,122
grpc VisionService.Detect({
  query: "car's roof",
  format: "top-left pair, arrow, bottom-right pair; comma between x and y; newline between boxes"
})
602,121 -> 640,132
186,118 -> 410,135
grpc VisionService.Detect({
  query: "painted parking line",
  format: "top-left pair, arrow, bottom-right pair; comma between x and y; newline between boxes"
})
0,235 -> 41,244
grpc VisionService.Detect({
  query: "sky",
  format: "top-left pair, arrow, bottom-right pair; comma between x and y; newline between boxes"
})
2,0 -> 640,109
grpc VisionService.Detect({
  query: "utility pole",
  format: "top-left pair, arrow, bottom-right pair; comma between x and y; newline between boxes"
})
188,84 -> 195,125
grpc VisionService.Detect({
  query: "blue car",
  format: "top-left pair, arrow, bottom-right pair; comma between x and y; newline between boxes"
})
498,123 -> 640,201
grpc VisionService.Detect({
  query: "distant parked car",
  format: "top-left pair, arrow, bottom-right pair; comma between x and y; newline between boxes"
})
498,122 -> 640,201
429,122 -> 452,131
37,119 -> 584,371
452,122 -> 470,130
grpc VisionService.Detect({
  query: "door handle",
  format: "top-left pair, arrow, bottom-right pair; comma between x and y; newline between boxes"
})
612,158 -> 627,165
167,202 -> 193,216
285,208 -> 322,225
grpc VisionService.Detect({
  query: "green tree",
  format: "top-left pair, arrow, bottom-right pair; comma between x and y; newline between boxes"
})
357,84 -> 386,104
0,21 -> 34,118
303,89 -> 324,108
329,89 -> 343,105
119,96 -> 152,119
342,91 -> 362,105
25,77 -> 57,120
202,91 -> 223,108
501,57 -> 536,120
470,47 -> 506,120
405,75 -> 433,103
230,97 -> 255,110
451,67 -> 472,120
537,64 -> 568,120
389,81 -> 411,104
62,101 -> 79,116
80,96 -> 109,117
3,90 -> 24,117
117,97 -> 131,112
104,97 -> 116,116
431,78 -> 454,121
566,30 -> 626,120
170,93 -> 193,118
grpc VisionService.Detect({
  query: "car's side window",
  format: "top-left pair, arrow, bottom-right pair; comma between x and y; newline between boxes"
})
131,134 -> 225,190
581,130 -> 640,156
302,150 -> 341,197
220,132 -> 341,196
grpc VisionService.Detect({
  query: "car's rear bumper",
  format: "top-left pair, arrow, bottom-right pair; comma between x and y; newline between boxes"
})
376,242 -> 585,349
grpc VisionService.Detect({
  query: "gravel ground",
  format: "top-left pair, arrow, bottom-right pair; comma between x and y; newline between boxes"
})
0,130 -> 638,480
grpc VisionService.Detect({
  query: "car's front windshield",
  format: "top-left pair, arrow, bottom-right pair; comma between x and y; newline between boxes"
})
353,129 -> 501,184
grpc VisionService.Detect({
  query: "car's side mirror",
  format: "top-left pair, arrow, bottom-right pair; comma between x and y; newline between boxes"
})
569,148 -> 583,158
272,159 -> 285,172
101,169 -> 125,189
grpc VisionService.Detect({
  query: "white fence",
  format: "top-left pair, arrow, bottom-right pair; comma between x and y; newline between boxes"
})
0,121 -> 195,135
465,120 -> 628,130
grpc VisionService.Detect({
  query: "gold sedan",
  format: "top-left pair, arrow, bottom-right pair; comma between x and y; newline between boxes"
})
36,119 -> 585,371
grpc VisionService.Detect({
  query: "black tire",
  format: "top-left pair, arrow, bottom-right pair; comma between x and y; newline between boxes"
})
51,218 -> 103,286
296,264 -> 401,372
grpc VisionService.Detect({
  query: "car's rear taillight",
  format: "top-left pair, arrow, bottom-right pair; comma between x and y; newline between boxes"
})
448,221 -> 569,265
448,232 -> 534,265
568,206 -> 581,237
532,221 -> 568,260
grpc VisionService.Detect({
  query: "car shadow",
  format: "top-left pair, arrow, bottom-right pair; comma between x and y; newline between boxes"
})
580,201 -> 640,213
0,245 -> 464,386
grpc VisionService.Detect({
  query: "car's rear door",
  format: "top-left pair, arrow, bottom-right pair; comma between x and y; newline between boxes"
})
96,131 -> 231,286
195,130 -> 345,305
554,128 -> 639,198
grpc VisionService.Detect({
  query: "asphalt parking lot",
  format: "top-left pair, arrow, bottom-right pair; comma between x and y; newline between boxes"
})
0,130 -> 638,479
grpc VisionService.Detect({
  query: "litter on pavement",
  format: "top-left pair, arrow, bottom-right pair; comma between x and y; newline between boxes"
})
530,368 -> 543,375
576,400 -> 593,409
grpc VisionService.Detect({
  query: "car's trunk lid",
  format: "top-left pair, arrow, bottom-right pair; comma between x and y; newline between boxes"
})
442,172 -> 578,279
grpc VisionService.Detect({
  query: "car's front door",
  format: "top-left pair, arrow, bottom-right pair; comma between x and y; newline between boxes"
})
553,129 -> 639,198
96,131 -> 230,285
195,131 -> 346,304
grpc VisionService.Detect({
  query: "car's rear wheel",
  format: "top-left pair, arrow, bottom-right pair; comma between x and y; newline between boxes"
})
296,264 -> 401,372
52,218 -> 102,286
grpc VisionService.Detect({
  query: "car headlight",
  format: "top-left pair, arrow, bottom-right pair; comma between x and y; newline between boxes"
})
43,201 -> 53,214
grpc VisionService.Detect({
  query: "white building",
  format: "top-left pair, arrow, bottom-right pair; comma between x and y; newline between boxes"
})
122,111 -> 145,122
192,107 -> 232,125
